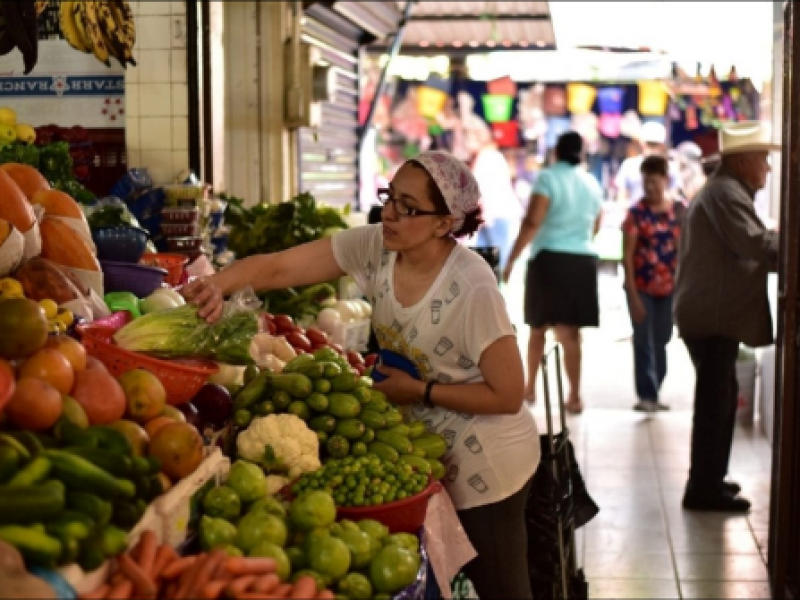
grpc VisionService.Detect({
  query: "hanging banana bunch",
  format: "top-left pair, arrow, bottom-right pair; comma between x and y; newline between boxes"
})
59,0 -> 136,68
0,1 -> 40,74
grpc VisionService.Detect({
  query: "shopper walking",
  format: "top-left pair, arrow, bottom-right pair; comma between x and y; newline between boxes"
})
622,155 -> 685,413
184,150 -> 540,598
674,122 -> 780,513
503,132 -> 603,413
614,121 -> 682,205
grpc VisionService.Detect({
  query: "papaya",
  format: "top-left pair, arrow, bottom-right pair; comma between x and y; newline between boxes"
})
12,257 -> 81,304
0,163 -> 50,201
31,190 -> 85,220
0,169 -> 35,232
39,216 -> 100,272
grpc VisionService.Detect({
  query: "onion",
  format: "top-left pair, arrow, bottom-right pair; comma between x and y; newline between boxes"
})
317,307 -> 342,333
354,299 -> 372,318
335,300 -> 357,322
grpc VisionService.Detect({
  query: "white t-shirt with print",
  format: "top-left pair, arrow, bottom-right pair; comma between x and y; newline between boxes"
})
332,225 -> 540,510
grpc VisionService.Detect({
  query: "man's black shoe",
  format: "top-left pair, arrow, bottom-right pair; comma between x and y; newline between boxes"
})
682,490 -> 751,513
722,481 -> 741,496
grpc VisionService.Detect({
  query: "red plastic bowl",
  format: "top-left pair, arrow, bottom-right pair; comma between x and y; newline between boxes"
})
336,479 -> 443,534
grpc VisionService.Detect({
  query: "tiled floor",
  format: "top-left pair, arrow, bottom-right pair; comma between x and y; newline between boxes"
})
501,262 -> 774,599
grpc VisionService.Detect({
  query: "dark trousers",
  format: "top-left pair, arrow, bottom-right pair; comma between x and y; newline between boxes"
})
684,336 -> 740,492
629,293 -> 674,401
456,477 -> 534,599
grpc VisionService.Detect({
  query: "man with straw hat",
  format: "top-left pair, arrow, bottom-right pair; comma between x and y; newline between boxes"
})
674,121 -> 780,513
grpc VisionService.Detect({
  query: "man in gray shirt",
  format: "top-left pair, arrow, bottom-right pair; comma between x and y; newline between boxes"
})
674,122 -> 779,512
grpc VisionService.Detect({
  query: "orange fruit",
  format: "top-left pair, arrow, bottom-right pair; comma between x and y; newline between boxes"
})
0,358 -> 15,414
149,422 -> 204,481
161,405 -> 186,422
118,369 -> 167,424
44,335 -> 87,372
144,416 -> 175,439
5,378 -> 62,431
71,369 -> 126,425
0,298 -> 48,360
18,348 -> 74,396
106,420 -> 149,457
85,356 -> 108,373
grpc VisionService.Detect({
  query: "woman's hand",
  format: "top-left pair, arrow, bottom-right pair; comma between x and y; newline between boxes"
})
629,295 -> 647,325
181,277 -> 225,323
502,262 -> 514,284
372,366 -> 425,406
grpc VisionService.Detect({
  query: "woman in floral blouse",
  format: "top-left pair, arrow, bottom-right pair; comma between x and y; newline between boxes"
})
622,155 -> 686,412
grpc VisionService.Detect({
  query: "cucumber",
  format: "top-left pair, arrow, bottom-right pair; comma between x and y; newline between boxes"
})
287,401 -> 311,421
375,431 -> 413,455
360,410 -> 386,431
54,419 -> 97,449
0,484 -> 65,524
326,435 -> 350,459
234,370 -> 272,410
0,433 -> 32,462
398,454 -> 432,475
328,393 -> 362,419
63,447 -> 133,477
4,431 -> 44,456
313,378 -> 332,394
318,362 -> 342,378
54,532 -> 80,566
367,441 -> 399,463
271,373 -> 313,399
352,387 -> 372,405
388,424 -> 411,438
45,451 -> 136,498
334,419 -> 366,441
407,421 -> 428,440
45,511 -> 94,541
317,431 -> 329,446
131,456 -> 152,476
77,535 -> 107,572
67,492 -> 113,526
412,434 -> 448,460
367,389 -> 390,412
383,411 -> 403,429
282,354 -> 316,374
308,415 -> 337,434
0,525 -> 62,567
306,393 -> 330,413
99,525 -> 128,557
295,362 -> 326,379
111,501 -> 143,530
244,365 -> 260,385
358,429 -> 375,444
351,442 -> 368,457
330,372 -> 359,393
0,446 -> 20,483
313,347 -> 340,362
410,446 -> 427,458
6,456 -> 51,488
89,427 -> 132,454
428,458 -> 446,480
357,376 -> 373,389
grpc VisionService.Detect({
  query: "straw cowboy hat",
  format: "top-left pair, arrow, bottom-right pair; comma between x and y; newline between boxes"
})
719,121 -> 781,155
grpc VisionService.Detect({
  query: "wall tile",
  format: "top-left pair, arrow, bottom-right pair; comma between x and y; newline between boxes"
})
140,117 -> 173,151
137,16 -> 172,50
171,2 -> 186,15
172,151 -> 189,178
137,50 -> 171,83
127,149 -> 142,169
170,49 -> 187,84
140,151 -> 174,185
139,83 -> 172,117
125,62 -> 139,84
126,117 -> 140,154
171,16 -> 187,49
172,117 -> 188,151
137,1 -> 171,16
128,2 -> 139,17
171,83 -> 188,117
125,84 -> 139,117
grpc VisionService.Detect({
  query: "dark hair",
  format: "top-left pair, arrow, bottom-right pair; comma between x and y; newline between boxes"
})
408,160 -> 484,239
640,155 -> 669,177
555,131 -> 583,165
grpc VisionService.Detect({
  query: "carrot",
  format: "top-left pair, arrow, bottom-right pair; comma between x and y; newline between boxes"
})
117,552 -> 157,598
252,573 -> 280,593
316,591 -> 335,600
105,579 -> 133,600
225,575 -> 258,597
224,557 -> 277,576
274,584 -> 293,597
235,595 -> 290,599
186,550 -> 227,599
289,575 -> 317,599
79,584 -> 109,599
162,556 -> 197,580
174,552 -> 210,599
135,531 -> 159,576
200,580 -> 231,599
163,582 -> 178,599
152,544 -> 179,580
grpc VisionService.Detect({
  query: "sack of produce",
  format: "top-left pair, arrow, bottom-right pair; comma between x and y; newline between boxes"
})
114,288 -> 261,365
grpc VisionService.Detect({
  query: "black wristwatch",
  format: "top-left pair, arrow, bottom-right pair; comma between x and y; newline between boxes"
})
423,381 -> 436,408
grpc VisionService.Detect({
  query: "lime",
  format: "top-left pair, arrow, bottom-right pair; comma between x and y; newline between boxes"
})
289,490 -> 337,532
338,572 -> 373,600
369,545 -> 420,594
250,541 -> 291,581
307,535 -> 351,583
236,511 -> 289,551
202,486 -> 242,521
357,519 -> 389,542
334,529 -> 376,569
285,546 -> 308,571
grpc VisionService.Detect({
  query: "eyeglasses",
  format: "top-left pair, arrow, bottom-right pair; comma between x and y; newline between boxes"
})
376,188 -> 447,217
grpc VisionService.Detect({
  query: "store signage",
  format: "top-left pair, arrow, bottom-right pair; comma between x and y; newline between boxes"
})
0,75 -> 124,97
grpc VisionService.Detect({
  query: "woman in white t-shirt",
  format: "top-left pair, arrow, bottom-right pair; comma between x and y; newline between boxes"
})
183,151 -> 541,599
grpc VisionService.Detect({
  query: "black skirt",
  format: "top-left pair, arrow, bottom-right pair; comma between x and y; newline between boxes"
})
524,250 -> 599,328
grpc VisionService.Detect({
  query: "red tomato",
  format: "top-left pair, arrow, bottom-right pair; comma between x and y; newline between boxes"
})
0,359 -> 16,413
364,354 -> 378,368
346,351 -> 365,366
305,327 -> 329,346
329,343 -> 345,355
295,349 -> 308,355
263,312 -> 275,321
273,314 -> 295,333
265,321 -> 277,336
354,364 -> 366,376
286,332 -> 313,353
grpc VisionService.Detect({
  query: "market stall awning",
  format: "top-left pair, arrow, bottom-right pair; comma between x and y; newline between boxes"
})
368,1 -> 556,53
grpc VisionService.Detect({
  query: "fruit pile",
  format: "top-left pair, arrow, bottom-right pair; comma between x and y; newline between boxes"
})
60,1 -> 137,69
232,349 -> 448,477
198,473 -> 423,598
0,107 -> 36,147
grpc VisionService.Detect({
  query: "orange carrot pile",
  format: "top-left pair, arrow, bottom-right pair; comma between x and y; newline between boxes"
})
78,530 -> 333,599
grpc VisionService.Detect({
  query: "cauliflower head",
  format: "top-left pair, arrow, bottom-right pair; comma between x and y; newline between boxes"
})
237,413 -> 320,478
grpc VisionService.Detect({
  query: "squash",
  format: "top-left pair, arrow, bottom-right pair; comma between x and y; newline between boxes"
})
0,163 -> 50,200
30,189 -> 84,220
12,257 -> 81,304
0,170 -> 35,232
39,216 -> 100,272
0,219 -> 24,276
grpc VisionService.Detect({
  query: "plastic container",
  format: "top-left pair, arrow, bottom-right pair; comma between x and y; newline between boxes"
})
77,322 -> 219,405
139,253 -> 189,287
161,207 -> 200,224
487,75 -> 517,97
491,121 -> 520,148
481,94 -> 514,123
161,222 -> 201,237
638,81 -> 669,116
154,448 -> 231,547
166,236 -> 204,253
567,83 -> 597,114
416,86 -> 448,118
91,226 -> 150,263
100,260 -> 168,297
336,479 -> 443,534
163,184 -> 206,204
597,87 -> 625,114
92,309 -> 134,329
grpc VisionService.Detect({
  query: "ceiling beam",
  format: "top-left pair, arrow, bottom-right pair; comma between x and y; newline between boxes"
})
408,14 -> 551,22
365,43 -> 556,56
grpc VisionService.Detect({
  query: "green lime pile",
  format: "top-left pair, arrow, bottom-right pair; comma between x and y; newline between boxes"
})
293,455 -> 430,507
